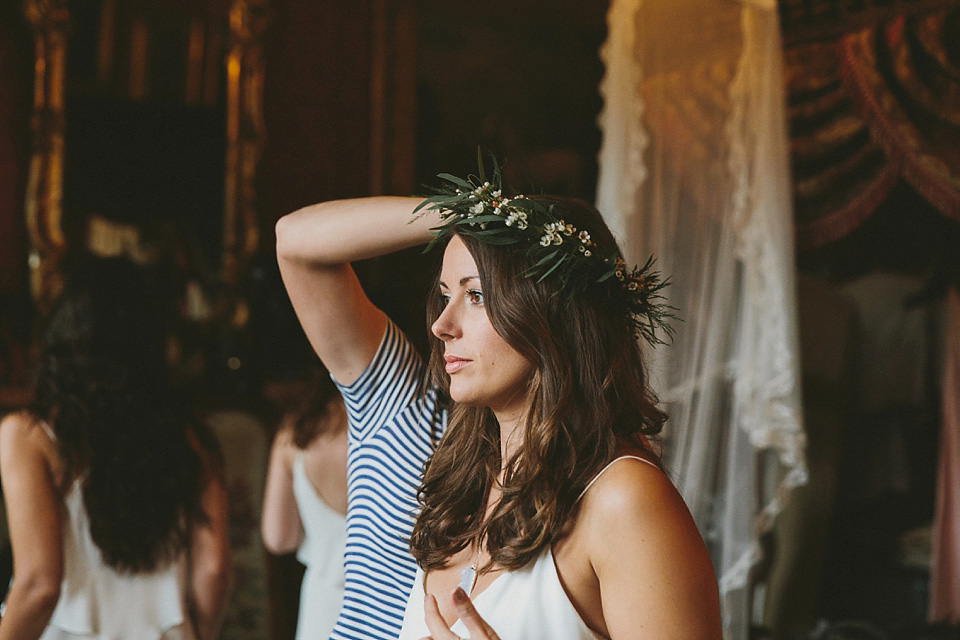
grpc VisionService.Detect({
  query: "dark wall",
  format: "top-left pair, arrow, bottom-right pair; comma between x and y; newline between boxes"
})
415,0 -> 609,201
0,6 -> 31,295
259,0 -> 375,225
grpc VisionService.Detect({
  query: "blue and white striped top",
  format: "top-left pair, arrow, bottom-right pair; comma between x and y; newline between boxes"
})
329,319 -> 446,640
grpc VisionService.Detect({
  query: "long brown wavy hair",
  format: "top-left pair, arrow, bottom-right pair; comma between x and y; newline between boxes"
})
29,255 -> 210,573
410,196 -> 667,573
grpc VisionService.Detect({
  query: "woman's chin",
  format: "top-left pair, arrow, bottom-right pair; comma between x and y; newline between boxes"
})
448,386 -> 482,407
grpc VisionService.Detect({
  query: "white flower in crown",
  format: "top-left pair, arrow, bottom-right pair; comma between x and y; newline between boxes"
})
505,210 -> 528,228
540,221 -> 567,246
417,163 -> 676,347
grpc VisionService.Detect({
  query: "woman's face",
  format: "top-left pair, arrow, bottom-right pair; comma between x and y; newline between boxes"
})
431,236 -> 534,421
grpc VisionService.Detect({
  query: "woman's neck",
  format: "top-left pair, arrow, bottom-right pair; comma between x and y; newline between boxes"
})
493,407 -> 525,471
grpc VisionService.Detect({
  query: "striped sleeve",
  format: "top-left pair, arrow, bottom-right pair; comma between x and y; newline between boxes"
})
330,319 -> 446,640
336,318 -> 428,444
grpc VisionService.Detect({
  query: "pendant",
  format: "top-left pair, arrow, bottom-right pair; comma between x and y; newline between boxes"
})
458,564 -> 477,595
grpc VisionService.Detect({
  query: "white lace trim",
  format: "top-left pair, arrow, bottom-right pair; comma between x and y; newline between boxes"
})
596,0 -> 648,250
719,2 -> 808,593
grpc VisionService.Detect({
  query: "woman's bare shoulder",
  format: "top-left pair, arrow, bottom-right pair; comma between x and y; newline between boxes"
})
0,410 -> 51,450
576,455 -> 710,562
1,409 -> 34,429
577,457 -> 722,637
0,411 -> 65,484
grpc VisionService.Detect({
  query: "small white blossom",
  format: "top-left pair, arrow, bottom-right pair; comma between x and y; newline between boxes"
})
469,202 -> 484,216
579,230 -> 591,244
584,250 -> 592,257
541,222 -> 565,246
505,210 -> 528,228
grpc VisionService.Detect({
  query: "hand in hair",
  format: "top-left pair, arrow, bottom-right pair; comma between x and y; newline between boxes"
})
422,588 -> 501,640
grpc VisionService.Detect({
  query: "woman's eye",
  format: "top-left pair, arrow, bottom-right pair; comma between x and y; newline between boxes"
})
467,289 -> 484,304
438,293 -> 451,306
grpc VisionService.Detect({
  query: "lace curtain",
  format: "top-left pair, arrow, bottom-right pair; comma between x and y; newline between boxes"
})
596,0 -> 808,637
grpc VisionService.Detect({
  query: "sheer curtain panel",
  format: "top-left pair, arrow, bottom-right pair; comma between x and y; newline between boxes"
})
596,0 -> 808,637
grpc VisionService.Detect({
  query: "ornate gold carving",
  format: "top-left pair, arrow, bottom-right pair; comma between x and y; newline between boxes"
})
23,0 -> 70,307
223,0 -> 270,285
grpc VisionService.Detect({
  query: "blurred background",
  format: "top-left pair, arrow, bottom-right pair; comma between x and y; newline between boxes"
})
1,0 -> 959,638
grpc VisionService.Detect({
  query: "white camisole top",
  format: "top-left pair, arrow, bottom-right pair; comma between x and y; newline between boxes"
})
396,455 -> 658,640
35,421 -> 191,640
291,451 -> 346,640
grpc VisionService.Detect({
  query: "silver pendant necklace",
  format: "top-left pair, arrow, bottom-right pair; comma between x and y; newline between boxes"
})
458,544 -> 481,595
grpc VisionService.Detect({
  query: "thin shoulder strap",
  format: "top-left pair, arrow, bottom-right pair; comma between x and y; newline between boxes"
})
578,455 -> 660,501
35,418 -> 58,444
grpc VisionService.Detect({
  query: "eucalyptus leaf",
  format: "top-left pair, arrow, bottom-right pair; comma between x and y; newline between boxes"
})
437,173 -> 475,191
536,256 -> 566,283
533,250 -> 559,268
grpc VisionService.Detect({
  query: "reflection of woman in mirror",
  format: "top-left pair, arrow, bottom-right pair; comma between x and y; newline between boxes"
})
261,367 -> 347,640
0,256 -> 232,640
276,165 -> 722,639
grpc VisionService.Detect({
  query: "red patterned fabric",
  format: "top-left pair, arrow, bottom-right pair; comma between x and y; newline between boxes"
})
787,7 -> 960,249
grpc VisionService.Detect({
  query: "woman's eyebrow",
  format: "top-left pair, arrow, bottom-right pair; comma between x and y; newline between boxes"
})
438,275 -> 480,288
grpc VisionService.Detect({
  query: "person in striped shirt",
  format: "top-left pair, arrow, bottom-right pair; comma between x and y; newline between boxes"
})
276,171 -> 721,640
277,196 -> 448,640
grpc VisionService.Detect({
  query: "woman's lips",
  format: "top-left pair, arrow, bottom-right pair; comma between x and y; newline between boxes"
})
444,355 -> 471,374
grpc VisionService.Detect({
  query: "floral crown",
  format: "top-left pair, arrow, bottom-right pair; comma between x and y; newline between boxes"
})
414,159 -> 676,346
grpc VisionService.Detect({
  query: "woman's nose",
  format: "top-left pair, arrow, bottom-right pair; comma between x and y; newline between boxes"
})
431,302 -> 461,341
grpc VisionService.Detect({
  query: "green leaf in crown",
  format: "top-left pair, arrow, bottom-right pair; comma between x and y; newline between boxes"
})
414,155 -> 677,346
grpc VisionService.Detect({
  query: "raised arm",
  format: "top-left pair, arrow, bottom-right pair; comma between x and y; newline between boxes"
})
275,196 -> 438,384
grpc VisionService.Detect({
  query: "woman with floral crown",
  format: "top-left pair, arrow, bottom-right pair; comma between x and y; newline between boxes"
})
276,162 -> 722,640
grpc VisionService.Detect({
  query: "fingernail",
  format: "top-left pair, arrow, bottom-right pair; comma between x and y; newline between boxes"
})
453,587 -> 467,603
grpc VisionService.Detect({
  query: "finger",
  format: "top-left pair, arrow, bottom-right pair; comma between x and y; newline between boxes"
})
423,593 -> 460,640
452,587 -> 499,640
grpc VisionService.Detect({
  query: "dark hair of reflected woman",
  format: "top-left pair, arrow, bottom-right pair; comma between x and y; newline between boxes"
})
29,254 -> 213,573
